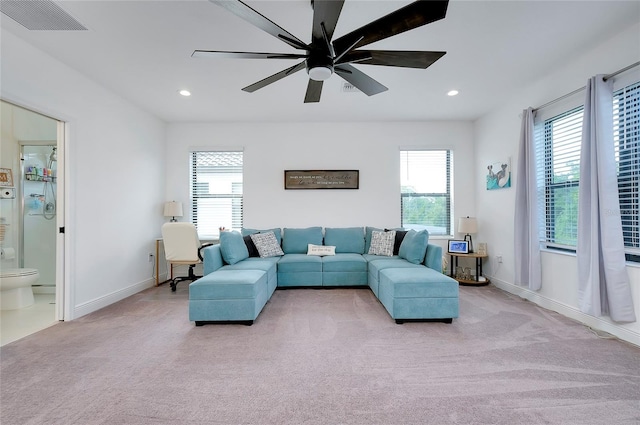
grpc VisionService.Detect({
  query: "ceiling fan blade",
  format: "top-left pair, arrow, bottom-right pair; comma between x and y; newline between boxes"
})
210,0 -> 309,50
192,50 -> 308,60
337,50 -> 446,69
312,0 -> 344,43
334,64 -> 388,96
333,0 -> 449,55
242,61 -> 306,93
304,79 -> 324,103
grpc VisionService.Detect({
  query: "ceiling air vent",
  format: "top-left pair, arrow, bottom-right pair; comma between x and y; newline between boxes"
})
1,0 -> 87,31
341,82 -> 360,93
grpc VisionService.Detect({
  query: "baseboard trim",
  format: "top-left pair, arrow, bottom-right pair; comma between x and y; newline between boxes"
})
74,278 -> 155,319
489,277 -> 640,348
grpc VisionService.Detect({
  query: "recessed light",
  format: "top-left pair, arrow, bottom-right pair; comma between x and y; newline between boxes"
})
447,90 -> 459,97
178,89 -> 191,97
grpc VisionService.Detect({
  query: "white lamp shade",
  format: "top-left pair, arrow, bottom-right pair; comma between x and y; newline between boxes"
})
458,217 -> 477,234
163,201 -> 183,218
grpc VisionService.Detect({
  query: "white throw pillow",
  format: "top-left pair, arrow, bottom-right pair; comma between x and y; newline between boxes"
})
367,230 -> 396,256
307,244 -> 336,256
250,231 -> 284,258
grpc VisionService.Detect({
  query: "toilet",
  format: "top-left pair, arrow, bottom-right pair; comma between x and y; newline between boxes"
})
0,268 -> 39,310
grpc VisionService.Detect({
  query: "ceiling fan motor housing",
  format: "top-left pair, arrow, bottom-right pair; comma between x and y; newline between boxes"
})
306,50 -> 334,81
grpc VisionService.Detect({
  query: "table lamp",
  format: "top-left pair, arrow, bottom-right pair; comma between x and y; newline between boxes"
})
458,216 -> 477,253
163,201 -> 183,222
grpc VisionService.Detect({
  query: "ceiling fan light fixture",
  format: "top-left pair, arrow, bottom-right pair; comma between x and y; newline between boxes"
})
308,66 -> 332,81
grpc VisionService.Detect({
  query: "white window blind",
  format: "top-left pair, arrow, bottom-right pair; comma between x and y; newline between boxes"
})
190,151 -> 243,238
535,107 -> 583,248
614,81 -> 640,252
535,79 -> 640,257
400,150 -> 452,236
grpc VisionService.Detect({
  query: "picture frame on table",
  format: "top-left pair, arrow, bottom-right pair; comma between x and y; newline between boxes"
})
448,240 -> 469,254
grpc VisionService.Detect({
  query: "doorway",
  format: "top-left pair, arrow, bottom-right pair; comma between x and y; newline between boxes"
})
0,100 -> 65,346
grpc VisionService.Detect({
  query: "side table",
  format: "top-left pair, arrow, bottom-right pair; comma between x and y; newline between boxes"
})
449,252 -> 490,286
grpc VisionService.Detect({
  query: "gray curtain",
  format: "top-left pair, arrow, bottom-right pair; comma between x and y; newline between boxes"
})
514,107 -> 541,291
577,75 -> 636,323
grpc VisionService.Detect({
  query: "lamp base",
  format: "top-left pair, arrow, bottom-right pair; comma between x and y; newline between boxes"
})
464,234 -> 474,253
170,217 -> 178,222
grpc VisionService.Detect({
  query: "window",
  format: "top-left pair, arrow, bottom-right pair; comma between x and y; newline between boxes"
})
190,151 -> 243,237
400,150 -> 452,236
535,80 -> 640,257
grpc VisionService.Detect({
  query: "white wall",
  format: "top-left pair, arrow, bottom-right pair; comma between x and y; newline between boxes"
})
166,121 -> 475,244
474,23 -> 640,346
1,29 -> 167,319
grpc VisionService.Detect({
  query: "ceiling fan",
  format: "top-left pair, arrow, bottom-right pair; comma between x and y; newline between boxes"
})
193,0 -> 449,103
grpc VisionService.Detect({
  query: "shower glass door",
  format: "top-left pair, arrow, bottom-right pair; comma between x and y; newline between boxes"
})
21,145 -> 57,292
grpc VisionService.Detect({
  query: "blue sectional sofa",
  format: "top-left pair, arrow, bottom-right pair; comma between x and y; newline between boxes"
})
189,226 -> 459,325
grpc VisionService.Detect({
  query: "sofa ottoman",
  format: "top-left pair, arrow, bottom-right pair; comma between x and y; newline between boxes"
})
189,269 -> 268,326
378,267 -> 459,324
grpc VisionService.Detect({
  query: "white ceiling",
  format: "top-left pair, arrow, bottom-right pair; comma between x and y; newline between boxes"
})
2,0 -> 639,123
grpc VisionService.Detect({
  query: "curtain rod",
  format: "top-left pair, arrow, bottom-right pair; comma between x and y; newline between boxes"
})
532,61 -> 640,112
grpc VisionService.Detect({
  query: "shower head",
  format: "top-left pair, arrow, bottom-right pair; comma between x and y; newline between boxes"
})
49,147 -> 57,162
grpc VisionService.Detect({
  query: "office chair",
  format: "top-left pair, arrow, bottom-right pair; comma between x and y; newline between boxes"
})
161,222 -> 211,292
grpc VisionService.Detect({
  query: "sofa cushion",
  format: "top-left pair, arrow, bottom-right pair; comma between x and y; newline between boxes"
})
322,254 -> 367,272
323,227 -> 365,254
190,270 -> 267,300
219,231 -> 249,265
307,244 -> 335,256
379,268 -> 458,298
398,229 -> 429,265
368,258 -> 425,280
277,254 -> 323,272
368,230 -> 396,256
282,227 -> 323,254
242,228 -> 282,245
250,231 -> 284,258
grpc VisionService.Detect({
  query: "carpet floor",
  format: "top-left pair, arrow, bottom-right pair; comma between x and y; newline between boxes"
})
1,284 -> 639,425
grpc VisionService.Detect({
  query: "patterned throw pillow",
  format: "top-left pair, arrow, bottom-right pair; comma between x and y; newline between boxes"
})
367,230 -> 396,256
250,231 -> 284,258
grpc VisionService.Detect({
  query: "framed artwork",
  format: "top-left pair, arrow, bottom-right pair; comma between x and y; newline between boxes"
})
486,158 -> 511,190
477,242 -> 487,255
448,240 -> 469,254
0,168 -> 14,187
284,170 -> 359,190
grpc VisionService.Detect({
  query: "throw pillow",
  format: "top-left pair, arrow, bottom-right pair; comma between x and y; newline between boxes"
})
219,231 -> 249,265
242,228 -> 282,245
398,229 -> 429,265
307,244 -> 336,256
386,228 -> 408,255
250,231 -> 284,258
367,230 -> 396,256
243,235 -> 260,258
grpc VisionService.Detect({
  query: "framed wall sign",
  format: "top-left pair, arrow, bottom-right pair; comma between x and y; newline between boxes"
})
284,170 -> 359,190
448,240 -> 469,254
0,168 -> 14,187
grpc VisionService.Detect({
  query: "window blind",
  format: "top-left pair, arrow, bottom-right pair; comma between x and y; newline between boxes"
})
535,107 -> 583,247
190,151 -> 243,237
535,79 -> 640,256
614,81 -> 640,251
400,150 -> 452,236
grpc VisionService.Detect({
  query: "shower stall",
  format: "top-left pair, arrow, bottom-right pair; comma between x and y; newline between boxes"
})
21,145 -> 57,292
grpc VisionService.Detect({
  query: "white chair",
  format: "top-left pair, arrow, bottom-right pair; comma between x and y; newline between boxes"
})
161,222 -> 210,292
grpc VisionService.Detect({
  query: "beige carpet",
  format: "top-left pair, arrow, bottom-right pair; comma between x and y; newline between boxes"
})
1,284 -> 639,424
